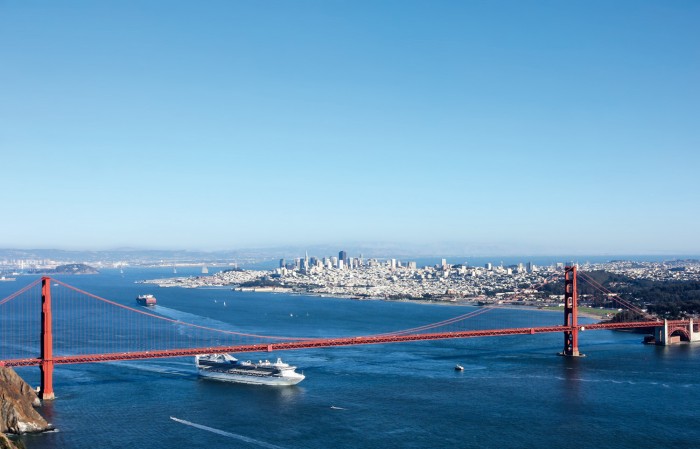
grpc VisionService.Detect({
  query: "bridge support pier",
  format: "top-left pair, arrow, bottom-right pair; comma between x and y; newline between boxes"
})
652,320 -> 670,345
653,319 -> 700,346
560,266 -> 583,357
40,277 -> 55,400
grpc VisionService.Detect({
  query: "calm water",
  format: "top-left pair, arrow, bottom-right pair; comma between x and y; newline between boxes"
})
3,268 -> 699,449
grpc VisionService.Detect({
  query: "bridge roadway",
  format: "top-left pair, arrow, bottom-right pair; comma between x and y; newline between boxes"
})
1,320 -> 680,368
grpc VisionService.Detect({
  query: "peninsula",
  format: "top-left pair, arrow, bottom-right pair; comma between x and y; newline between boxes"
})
141,256 -> 700,316
0,367 -> 53,449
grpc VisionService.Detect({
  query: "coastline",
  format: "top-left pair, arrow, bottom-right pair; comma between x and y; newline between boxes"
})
146,278 -> 606,321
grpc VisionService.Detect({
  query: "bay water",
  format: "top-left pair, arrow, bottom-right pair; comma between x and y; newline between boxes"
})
3,268 -> 699,449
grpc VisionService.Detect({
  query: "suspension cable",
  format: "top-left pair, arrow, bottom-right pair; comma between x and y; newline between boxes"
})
0,278 -> 42,306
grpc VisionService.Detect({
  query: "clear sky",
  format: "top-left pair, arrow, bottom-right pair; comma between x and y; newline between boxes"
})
1,1 -> 698,254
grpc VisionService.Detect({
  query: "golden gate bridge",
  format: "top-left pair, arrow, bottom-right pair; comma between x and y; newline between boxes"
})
0,266 -> 695,401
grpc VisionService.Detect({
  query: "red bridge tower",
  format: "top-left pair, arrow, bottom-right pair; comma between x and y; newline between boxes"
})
40,277 -> 55,400
561,266 -> 583,357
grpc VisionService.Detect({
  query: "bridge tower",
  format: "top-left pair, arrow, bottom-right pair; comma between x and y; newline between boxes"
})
40,277 -> 55,400
561,266 -> 582,357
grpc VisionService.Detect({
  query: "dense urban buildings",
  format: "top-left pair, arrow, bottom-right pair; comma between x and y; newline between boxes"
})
143,251 -> 700,314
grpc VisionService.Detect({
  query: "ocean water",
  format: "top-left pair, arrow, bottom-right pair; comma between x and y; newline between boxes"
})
2,268 -> 699,449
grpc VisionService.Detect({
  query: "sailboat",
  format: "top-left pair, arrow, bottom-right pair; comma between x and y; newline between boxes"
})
201,266 -> 209,274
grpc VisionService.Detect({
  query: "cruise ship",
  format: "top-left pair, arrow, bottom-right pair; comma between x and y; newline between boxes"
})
195,353 -> 305,386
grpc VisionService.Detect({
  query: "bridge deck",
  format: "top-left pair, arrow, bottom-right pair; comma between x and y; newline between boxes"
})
1,320 -> 675,367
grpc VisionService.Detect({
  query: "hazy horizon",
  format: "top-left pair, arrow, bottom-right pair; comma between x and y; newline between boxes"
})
1,244 -> 698,261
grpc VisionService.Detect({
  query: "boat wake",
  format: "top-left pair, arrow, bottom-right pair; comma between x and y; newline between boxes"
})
153,306 -> 237,331
170,417 -> 287,449
112,362 -> 192,376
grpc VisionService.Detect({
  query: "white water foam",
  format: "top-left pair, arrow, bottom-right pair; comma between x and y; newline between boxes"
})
170,416 -> 287,449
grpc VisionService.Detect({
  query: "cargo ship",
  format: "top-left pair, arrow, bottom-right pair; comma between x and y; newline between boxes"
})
195,353 -> 305,386
136,294 -> 157,306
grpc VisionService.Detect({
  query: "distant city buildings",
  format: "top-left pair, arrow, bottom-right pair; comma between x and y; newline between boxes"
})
270,250 -> 567,293
142,256 -> 700,313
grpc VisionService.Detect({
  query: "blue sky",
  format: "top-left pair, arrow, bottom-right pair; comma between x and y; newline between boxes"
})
1,1 -> 698,254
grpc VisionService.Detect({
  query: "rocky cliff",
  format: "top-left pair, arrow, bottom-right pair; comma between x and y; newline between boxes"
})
0,368 -> 52,434
0,432 -> 23,449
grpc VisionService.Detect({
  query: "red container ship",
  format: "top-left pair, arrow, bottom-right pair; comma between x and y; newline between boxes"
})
136,294 -> 157,306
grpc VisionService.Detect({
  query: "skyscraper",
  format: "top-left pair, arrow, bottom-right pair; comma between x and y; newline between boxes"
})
339,250 -> 348,266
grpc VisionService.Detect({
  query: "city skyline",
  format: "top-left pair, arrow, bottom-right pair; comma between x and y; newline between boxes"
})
2,1 -> 698,254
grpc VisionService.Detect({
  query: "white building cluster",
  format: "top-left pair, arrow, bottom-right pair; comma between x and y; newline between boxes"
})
143,254 -> 700,307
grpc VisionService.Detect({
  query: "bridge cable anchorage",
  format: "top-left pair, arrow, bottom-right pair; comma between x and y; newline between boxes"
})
577,272 -> 650,317
51,279 -> 309,341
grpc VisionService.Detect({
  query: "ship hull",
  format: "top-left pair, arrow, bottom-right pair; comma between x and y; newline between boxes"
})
197,369 -> 304,386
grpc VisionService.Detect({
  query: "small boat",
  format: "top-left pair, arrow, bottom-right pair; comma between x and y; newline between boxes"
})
454,364 -> 464,371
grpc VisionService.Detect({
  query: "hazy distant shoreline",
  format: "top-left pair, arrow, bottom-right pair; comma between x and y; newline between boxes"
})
143,275 -> 606,321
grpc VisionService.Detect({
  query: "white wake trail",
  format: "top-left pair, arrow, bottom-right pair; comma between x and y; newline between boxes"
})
170,416 -> 287,449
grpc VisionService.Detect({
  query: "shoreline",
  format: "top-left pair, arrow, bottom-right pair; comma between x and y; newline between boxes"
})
234,286 -> 609,320
148,279 -> 607,321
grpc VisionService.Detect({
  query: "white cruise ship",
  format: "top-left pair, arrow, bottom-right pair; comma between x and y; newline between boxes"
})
195,354 -> 305,386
